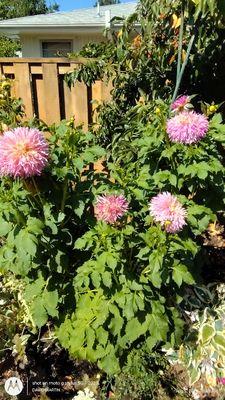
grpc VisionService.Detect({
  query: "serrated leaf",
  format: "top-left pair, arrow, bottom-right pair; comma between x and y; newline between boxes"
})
96,326 -> 108,346
86,327 -> 95,348
74,237 -> 87,250
102,271 -> 112,288
125,317 -> 147,343
30,297 -> 48,328
0,220 -> 12,236
172,264 -> 194,287
98,349 -> 120,375
148,313 -> 168,341
43,290 -> 59,317
109,304 -> 123,336
91,271 -> 101,288
27,217 -> 44,235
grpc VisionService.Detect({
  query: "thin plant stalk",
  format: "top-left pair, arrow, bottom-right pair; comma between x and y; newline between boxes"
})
172,33 -> 196,103
31,176 -> 44,208
176,0 -> 185,81
61,177 -> 68,213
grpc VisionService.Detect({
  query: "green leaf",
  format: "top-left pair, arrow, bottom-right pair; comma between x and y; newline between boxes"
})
148,313 -> 168,341
102,271 -> 112,288
147,250 -> 164,288
0,220 -> 12,236
86,327 -> 95,348
74,237 -> 87,250
172,264 -> 194,287
74,201 -> 85,218
91,271 -> 101,288
96,326 -> 108,346
98,348 -> 120,375
199,323 -> 215,344
213,334 -> 225,352
27,217 -> 44,235
109,304 -> 123,336
189,367 -> 201,385
15,230 -> 37,257
146,336 -> 158,351
43,290 -> 59,318
125,317 -> 147,343
30,297 -> 48,328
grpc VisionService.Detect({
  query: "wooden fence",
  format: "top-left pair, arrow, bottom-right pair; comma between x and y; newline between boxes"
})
0,58 -> 112,128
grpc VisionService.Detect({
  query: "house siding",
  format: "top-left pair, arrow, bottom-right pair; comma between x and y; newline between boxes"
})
20,33 -> 104,57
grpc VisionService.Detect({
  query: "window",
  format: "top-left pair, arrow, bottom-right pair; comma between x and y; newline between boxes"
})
41,41 -> 72,57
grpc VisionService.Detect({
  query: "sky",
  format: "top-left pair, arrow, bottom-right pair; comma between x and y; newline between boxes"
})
47,0 -> 136,11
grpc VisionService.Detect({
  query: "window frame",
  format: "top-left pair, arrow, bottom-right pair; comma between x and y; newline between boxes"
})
40,39 -> 73,58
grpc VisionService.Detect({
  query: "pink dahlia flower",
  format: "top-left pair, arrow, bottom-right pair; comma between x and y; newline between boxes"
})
95,194 -> 129,224
149,192 -> 187,233
171,95 -> 190,112
167,111 -> 209,144
0,127 -> 49,178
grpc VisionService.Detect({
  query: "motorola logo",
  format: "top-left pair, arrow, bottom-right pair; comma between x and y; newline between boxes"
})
4,377 -> 23,396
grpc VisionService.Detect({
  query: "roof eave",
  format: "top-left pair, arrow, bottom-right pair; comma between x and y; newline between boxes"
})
0,25 -> 108,35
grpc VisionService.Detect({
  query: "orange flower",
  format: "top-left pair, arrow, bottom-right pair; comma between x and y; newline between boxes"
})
132,35 -> 142,48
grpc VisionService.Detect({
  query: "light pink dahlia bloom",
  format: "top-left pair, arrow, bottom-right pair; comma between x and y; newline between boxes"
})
171,95 -> 190,112
166,111 -> 209,144
0,127 -> 49,178
149,192 -> 187,233
95,194 -> 129,224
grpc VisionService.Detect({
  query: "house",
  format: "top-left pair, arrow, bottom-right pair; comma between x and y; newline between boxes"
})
0,2 -> 137,58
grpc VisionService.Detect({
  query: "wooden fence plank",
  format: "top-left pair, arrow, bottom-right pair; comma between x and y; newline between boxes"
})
72,82 -> 89,130
42,63 -> 60,125
70,63 -> 89,130
34,75 -> 46,122
13,63 -> 34,119
64,79 -> 73,120
0,58 -> 112,127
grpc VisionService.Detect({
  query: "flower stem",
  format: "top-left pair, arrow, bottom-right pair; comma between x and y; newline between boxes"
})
61,177 -> 68,213
31,177 -> 44,208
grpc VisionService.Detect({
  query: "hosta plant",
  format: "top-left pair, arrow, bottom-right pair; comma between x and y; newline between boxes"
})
165,284 -> 225,388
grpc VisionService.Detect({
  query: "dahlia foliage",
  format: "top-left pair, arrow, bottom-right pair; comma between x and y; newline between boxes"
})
0,88 -> 223,379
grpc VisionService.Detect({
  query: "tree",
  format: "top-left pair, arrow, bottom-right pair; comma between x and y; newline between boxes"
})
94,0 -> 120,6
0,0 -> 59,20
0,0 -> 59,56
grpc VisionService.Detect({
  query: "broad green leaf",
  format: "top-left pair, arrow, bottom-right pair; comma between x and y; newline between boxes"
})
199,323 -> 215,344
96,326 -> 108,346
98,349 -> 120,375
0,220 -> 12,236
43,290 -> 59,317
30,297 -> 48,328
172,264 -> 194,287
102,271 -> 112,288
